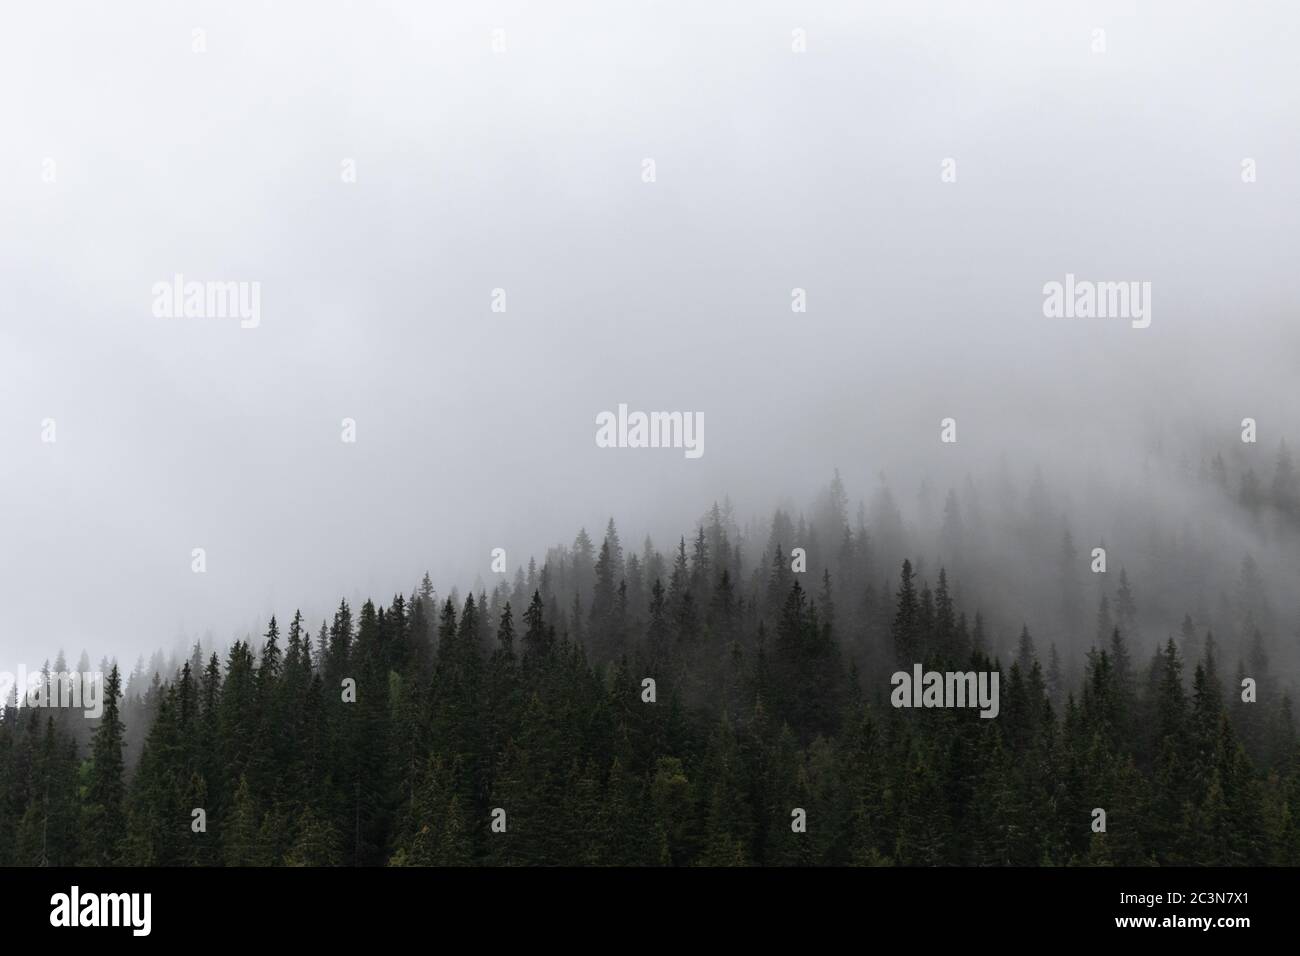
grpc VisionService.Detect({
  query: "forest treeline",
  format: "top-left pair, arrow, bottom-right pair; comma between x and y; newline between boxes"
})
3,471 -> 1299,866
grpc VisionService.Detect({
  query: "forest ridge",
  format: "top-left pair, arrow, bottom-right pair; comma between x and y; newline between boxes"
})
2,460 -> 1299,867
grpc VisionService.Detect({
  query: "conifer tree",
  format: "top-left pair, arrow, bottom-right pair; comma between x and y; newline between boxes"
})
83,664 -> 126,865
890,560 -> 920,664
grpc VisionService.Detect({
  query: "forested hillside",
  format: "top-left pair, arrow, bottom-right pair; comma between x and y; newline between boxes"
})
3,466 -> 1299,866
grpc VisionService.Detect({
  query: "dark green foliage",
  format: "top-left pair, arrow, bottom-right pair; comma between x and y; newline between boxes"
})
82,664 -> 126,865
2,496 -> 1298,869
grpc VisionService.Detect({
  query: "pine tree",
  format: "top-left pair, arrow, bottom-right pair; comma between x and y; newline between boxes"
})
83,664 -> 127,865
1095,594 -> 1113,650
284,804 -> 343,866
890,560 -> 920,664
1015,625 -> 1037,672
223,775 -> 265,866
1114,568 -> 1138,640
522,590 -> 552,665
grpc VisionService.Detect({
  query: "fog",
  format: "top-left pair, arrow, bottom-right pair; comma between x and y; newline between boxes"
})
2,1 -> 1298,681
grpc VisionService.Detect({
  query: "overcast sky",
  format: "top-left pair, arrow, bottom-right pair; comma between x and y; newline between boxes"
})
2,1 -> 1297,672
